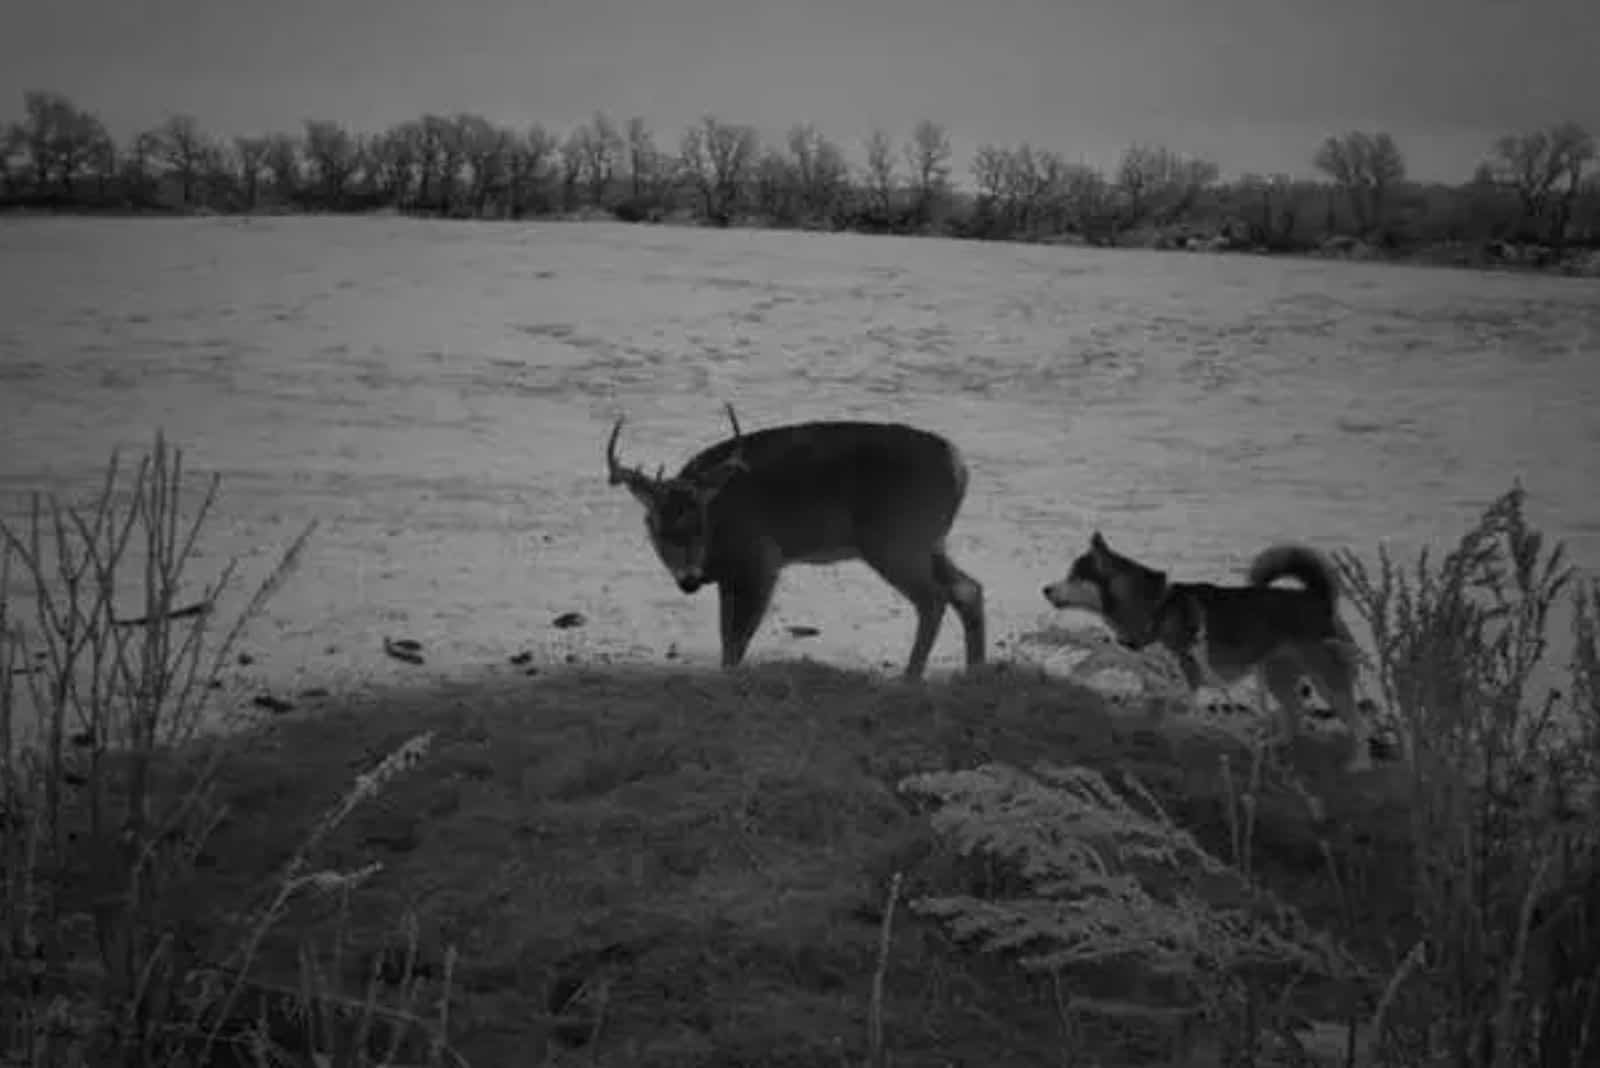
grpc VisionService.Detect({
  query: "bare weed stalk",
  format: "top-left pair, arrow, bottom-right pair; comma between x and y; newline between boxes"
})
247,902 -> 465,1068
1,435 -> 458,1067
194,732 -> 436,1065
903,760 -> 1369,1068
1334,485 -> 1599,1066
0,434 -> 307,1065
867,871 -> 902,1068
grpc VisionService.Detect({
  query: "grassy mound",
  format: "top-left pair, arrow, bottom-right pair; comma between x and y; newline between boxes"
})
103,661 -> 1405,1066
4,438 -> 1596,1067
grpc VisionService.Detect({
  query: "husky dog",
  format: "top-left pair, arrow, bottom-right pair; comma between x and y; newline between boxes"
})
1043,532 -> 1372,772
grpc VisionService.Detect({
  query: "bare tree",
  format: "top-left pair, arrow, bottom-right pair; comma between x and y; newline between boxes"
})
195,140 -> 235,208
409,118 -> 441,209
1000,144 -> 1037,233
970,144 -> 1007,203
624,116 -> 668,205
970,143 -> 1009,230
904,119 -> 951,225
119,129 -> 164,206
1060,162 -> 1115,243
578,112 -> 623,206
1033,149 -> 1074,234
84,132 -> 118,201
1485,122 -> 1596,248
1114,144 -> 1162,227
559,127 -> 587,211
785,123 -> 848,225
262,132 -> 301,201
302,119 -> 358,208
680,115 -> 759,224
18,90 -> 108,196
1237,172 -> 1313,250
863,128 -> 896,218
420,114 -> 464,214
508,124 -> 556,217
1114,144 -> 1220,234
1005,144 -> 1071,236
341,133 -> 386,204
0,122 -> 25,196
352,133 -> 382,201
152,113 -> 213,206
967,143 -> 1068,238
751,147 -> 795,223
455,114 -> 510,216
1456,161 -> 1515,240
368,122 -> 421,208
1580,170 -> 1600,245
232,136 -> 271,210
1165,156 -> 1219,225
1313,130 -> 1406,238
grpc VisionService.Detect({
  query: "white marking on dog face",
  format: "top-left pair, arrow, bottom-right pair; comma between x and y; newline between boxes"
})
1043,578 -> 1104,613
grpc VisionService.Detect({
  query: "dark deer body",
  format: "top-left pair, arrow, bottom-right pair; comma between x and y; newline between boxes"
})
607,408 -> 985,679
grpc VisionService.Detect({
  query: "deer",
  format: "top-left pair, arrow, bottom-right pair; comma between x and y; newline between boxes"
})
605,405 -> 986,680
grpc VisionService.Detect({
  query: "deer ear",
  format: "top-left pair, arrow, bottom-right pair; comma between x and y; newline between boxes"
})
695,452 -> 749,498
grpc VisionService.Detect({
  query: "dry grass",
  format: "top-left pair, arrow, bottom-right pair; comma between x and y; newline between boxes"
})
2,440 -> 1597,1067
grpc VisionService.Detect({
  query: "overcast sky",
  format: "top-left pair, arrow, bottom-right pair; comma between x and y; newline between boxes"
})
3,0 -> 1596,183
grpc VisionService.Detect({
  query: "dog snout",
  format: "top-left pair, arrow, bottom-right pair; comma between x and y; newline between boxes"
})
675,572 -> 704,594
1045,578 -> 1103,614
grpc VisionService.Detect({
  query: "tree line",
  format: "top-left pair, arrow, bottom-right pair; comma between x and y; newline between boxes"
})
4,90 -> 1598,268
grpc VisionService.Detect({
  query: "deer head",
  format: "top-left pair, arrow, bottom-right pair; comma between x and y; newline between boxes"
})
605,404 -> 749,593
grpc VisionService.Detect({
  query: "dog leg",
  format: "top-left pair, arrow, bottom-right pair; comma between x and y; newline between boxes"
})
1260,657 -> 1308,752
1307,642 -> 1373,773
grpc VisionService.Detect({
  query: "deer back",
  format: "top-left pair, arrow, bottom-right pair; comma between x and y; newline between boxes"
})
682,421 -> 969,575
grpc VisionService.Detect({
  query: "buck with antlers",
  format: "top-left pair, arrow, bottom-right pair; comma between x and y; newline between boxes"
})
605,405 -> 986,679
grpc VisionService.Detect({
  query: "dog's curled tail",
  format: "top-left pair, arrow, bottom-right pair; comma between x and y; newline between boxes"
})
1248,544 -> 1339,604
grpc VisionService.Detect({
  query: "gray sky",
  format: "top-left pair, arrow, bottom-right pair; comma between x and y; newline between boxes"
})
3,0 -> 1596,182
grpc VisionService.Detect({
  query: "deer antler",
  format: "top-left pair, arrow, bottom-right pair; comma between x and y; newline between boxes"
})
693,403 -> 750,491
605,417 -> 659,498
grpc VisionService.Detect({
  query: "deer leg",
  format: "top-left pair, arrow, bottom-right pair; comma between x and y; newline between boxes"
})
933,550 -> 986,669
863,550 -> 947,681
716,557 -> 779,669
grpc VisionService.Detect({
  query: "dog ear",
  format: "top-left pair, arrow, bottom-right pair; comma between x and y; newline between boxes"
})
1090,530 -> 1110,554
